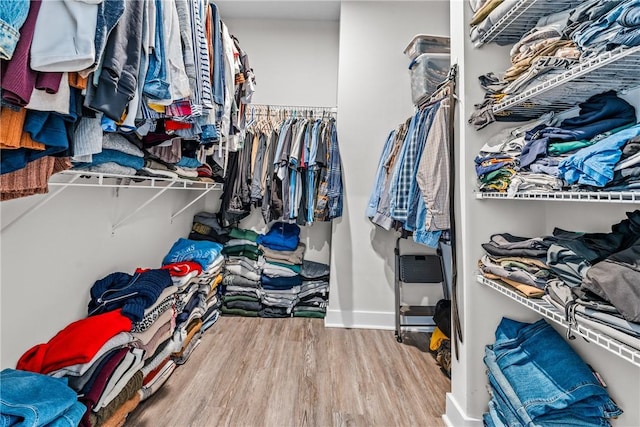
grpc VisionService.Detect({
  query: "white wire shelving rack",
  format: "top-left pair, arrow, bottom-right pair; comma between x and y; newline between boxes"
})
475,0 -> 582,47
2,171 -> 222,234
475,191 -> 640,203
477,275 -> 640,368
492,46 -> 640,117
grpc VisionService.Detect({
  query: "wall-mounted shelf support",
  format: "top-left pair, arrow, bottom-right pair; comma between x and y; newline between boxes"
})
111,183 -> 176,234
1,174 -> 81,233
2,171 -> 223,233
171,185 -> 219,222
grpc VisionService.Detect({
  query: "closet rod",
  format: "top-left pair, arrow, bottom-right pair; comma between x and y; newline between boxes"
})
248,104 -> 337,113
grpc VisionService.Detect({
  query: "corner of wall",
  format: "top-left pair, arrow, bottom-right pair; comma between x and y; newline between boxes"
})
443,393 -> 483,427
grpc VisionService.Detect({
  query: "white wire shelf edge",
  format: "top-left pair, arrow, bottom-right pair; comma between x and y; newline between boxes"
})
477,0 -> 581,47
477,275 -> 640,368
475,191 -> 640,203
492,46 -> 640,115
49,170 -> 223,190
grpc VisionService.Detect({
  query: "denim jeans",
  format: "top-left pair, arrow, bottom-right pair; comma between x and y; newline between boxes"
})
0,368 -> 86,427
210,2 -> 224,106
0,0 -> 29,60
143,0 -> 171,100
573,0 -> 640,48
485,318 -> 622,425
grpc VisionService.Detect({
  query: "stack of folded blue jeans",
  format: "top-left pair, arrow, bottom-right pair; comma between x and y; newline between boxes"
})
483,317 -> 622,427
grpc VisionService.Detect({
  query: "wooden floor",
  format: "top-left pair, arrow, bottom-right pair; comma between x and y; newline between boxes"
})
126,317 -> 450,427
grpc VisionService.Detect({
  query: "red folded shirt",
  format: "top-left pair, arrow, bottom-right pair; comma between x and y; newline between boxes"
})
137,261 -> 202,277
16,309 -> 132,374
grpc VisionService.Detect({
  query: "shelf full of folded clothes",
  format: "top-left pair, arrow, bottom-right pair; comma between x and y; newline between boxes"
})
470,0 -> 640,129
492,45 -> 640,119
471,0 -> 582,48
477,275 -> 640,368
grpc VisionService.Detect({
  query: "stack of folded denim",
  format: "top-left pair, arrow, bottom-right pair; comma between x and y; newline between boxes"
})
483,317 -> 622,427
0,369 -> 87,427
221,227 -> 264,317
258,222 -> 303,317
293,260 -> 330,318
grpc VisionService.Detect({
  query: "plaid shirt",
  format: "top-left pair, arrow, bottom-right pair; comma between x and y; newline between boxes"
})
390,110 -> 421,222
327,120 -> 343,219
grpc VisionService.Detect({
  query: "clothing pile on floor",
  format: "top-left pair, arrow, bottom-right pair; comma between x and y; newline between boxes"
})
470,0 -> 640,128
483,317 -> 622,427
475,92 -> 640,194
219,221 -> 330,318
220,227 -> 263,317
12,238 -> 225,426
479,210 -> 640,351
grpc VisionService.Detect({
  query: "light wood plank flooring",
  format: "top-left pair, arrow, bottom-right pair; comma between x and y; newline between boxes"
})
126,317 -> 450,427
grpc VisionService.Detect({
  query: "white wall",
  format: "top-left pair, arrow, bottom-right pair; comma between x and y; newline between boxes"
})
221,17 -> 340,263
0,185 -> 209,368
329,1 -> 450,329
224,18 -> 339,108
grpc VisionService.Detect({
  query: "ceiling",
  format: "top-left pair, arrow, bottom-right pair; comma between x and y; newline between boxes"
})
215,1 -> 341,21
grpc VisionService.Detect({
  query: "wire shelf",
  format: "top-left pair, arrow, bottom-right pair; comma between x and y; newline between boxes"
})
476,0 -> 582,47
475,191 -> 640,203
493,46 -> 640,116
477,275 -> 640,368
49,170 -> 222,190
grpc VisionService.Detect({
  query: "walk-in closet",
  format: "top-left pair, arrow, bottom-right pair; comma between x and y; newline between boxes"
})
2,1 -> 640,426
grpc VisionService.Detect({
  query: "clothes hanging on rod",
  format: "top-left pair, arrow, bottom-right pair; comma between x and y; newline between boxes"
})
367,84 -> 454,248
218,105 -> 343,227
0,0 -> 255,200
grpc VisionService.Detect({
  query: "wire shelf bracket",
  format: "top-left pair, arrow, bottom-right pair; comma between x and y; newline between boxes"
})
2,171 -> 222,234
1,174 -> 82,234
475,191 -> 640,203
492,46 -> 640,117
477,275 -> 640,368
111,183 -> 176,234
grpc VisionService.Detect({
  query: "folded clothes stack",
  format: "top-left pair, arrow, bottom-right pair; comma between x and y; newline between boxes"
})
13,235 -> 227,425
475,91 -> 640,194
221,227 -> 264,317
479,210 -> 640,351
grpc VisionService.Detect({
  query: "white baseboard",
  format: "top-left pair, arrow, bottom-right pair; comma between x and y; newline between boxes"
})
443,393 -> 483,427
324,309 -> 395,330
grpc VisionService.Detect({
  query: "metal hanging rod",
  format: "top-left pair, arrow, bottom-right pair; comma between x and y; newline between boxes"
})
248,104 -> 337,114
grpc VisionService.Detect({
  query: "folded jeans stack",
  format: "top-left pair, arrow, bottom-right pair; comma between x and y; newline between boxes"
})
483,318 -> 622,427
